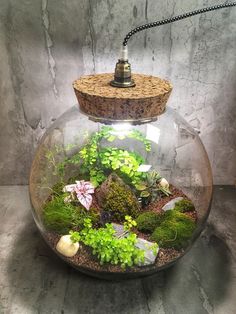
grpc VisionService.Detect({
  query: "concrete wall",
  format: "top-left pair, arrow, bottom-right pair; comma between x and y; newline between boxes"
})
0,0 -> 235,185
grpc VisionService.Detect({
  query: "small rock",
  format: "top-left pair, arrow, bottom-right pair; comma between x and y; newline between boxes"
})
135,238 -> 159,266
159,250 -> 164,258
111,223 -> 128,238
162,197 -> 183,211
159,178 -> 169,189
56,235 -> 79,257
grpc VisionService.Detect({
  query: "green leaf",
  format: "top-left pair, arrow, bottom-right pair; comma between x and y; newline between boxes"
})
140,190 -> 150,198
107,135 -> 116,142
135,184 -> 147,191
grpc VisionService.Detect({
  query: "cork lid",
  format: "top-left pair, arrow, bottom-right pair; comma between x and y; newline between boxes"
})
73,73 -> 172,122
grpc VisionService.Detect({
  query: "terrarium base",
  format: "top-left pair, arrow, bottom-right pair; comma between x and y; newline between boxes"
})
43,185 -> 197,280
45,232 -> 183,280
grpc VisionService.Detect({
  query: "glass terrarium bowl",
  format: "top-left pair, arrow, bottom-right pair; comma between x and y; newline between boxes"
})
29,105 -> 212,280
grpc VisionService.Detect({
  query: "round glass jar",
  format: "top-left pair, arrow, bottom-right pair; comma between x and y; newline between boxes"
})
29,104 -> 212,279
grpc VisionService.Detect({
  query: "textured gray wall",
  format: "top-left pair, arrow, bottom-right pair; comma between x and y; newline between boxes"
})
0,0 -> 235,185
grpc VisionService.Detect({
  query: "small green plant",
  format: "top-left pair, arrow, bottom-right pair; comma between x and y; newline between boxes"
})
43,195 -> 80,234
103,181 -> 140,222
71,218 -> 145,268
69,230 -> 81,243
89,167 -> 106,187
42,194 -> 99,234
45,143 -> 77,178
124,215 -> 137,231
127,130 -> 151,151
53,126 -> 151,187
174,199 -> 195,212
96,127 -> 151,151
136,171 -> 171,204
136,211 -> 163,233
99,147 -> 146,186
157,185 -> 172,197
151,211 -> 196,249
79,146 -> 146,187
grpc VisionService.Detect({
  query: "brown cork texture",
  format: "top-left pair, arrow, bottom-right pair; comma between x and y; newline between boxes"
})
73,73 -> 172,121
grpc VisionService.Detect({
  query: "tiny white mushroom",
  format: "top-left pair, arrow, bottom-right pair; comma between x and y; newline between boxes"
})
159,178 -> 169,189
56,235 -> 79,257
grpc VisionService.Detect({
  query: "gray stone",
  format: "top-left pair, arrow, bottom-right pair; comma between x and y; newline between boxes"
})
111,223 -> 128,238
162,197 -> 183,211
135,238 -> 159,266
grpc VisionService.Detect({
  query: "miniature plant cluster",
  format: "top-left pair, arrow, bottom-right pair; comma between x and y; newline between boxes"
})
69,217 -> 145,268
136,199 -> 196,250
42,126 -> 198,271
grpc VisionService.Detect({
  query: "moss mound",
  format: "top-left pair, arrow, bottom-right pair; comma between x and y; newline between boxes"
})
103,181 -> 140,222
136,211 -> 163,233
151,211 -> 196,249
43,194 -> 99,234
174,199 -> 195,213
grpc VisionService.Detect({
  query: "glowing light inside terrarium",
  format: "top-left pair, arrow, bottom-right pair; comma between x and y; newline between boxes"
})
146,124 -> 160,144
110,123 -> 132,137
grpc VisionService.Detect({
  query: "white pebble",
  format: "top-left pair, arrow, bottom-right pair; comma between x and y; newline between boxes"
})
159,178 -> 169,189
56,235 -> 79,257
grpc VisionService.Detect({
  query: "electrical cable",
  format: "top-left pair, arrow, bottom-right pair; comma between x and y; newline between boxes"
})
122,2 -> 236,46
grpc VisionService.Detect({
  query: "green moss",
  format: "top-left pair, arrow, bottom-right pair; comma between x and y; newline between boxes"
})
103,182 -> 140,222
163,210 -> 193,222
136,211 -> 163,233
43,194 -> 99,234
151,211 -> 196,249
174,199 -> 195,212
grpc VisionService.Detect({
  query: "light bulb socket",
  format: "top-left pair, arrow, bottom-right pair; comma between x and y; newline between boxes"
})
110,59 -> 135,88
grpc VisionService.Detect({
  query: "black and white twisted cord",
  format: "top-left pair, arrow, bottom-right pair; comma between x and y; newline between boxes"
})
122,2 -> 236,46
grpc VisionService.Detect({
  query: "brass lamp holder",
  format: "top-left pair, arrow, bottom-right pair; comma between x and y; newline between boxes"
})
110,46 -> 135,88
110,59 -> 135,88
